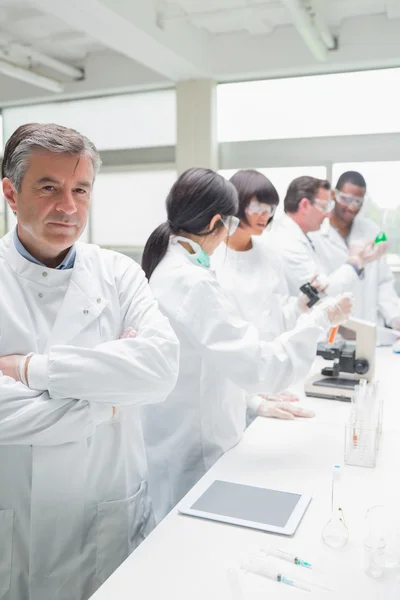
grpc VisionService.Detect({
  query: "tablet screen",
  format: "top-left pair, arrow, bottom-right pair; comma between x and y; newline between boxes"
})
191,480 -> 301,528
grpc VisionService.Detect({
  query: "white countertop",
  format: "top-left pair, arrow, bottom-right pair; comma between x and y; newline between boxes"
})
90,348 -> 400,600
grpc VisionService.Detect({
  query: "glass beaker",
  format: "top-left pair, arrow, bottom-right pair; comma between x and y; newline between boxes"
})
364,537 -> 386,579
364,505 -> 388,578
368,504 -> 400,570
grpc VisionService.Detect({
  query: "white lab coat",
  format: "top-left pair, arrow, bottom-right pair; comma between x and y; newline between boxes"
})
267,213 -> 359,297
212,238 -> 300,341
142,240 -> 325,523
309,217 -> 400,327
0,232 -> 179,600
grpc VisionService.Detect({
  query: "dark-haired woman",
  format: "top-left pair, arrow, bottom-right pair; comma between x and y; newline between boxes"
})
141,167 -> 352,522
213,169 -> 321,421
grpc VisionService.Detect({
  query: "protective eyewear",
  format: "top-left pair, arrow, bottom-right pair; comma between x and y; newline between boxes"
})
335,190 -> 365,208
312,198 -> 335,214
246,200 -> 277,217
221,215 -> 240,236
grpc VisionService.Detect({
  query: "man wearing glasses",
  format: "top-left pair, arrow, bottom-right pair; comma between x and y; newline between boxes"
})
268,175 -> 381,297
310,171 -> 400,334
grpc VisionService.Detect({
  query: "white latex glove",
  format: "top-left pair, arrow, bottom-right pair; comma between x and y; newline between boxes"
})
391,317 -> 400,331
310,273 -> 329,294
348,240 -> 388,268
297,274 -> 328,313
260,391 -> 299,403
362,240 -> 388,264
311,294 -> 353,330
258,398 -> 315,420
297,292 -> 311,313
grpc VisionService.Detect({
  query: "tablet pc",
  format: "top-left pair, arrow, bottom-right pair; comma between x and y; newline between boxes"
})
178,479 -> 311,536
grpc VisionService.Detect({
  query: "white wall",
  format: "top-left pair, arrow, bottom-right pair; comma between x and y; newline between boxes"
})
2,90 -> 176,149
92,168 -> 176,247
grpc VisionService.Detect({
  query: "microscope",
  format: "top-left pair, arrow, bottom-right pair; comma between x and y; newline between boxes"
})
300,283 -> 376,402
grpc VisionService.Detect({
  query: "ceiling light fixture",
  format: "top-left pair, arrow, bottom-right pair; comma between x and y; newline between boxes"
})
9,43 -> 83,80
0,56 -> 64,92
281,0 -> 337,62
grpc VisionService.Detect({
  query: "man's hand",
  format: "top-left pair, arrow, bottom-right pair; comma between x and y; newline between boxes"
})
0,354 -> 25,382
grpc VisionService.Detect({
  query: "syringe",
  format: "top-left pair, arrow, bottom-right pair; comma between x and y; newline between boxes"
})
261,547 -> 312,569
243,559 -> 311,592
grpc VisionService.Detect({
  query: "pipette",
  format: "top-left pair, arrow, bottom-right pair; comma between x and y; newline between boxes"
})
261,547 -> 312,569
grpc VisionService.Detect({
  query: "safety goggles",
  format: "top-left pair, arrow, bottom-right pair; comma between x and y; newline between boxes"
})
334,190 -> 365,208
221,215 -> 240,236
245,200 -> 277,217
312,197 -> 335,214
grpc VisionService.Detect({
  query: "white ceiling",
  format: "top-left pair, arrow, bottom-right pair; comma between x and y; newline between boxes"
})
163,0 -> 398,35
0,0 -> 399,106
0,0 -> 102,60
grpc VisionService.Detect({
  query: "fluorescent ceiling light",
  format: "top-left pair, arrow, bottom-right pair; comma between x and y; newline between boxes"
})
0,57 -> 64,92
0,31 -> 83,80
281,0 -> 336,62
10,44 -> 83,80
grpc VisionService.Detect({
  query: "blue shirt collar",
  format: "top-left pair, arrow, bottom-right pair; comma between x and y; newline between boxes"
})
13,228 -> 76,270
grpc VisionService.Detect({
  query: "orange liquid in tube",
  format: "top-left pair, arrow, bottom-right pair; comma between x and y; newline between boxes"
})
328,326 -> 339,345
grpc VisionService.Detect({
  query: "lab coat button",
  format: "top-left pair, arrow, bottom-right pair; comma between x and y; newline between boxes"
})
97,298 -> 102,303
38,293 -> 44,298
42,272 -> 48,277
83,309 -> 89,315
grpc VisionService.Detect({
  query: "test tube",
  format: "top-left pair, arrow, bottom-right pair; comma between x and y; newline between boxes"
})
328,326 -> 339,344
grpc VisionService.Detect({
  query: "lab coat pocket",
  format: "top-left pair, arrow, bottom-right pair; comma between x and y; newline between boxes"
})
96,481 -> 154,584
0,509 -> 13,599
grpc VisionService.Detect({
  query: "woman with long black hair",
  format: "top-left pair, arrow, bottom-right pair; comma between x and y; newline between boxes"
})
141,167 -> 351,522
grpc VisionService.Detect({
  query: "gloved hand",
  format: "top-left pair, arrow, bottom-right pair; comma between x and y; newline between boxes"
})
0,354 -> 26,383
362,240 -> 388,264
348,240 -> 388,268
310,273 -> 329,293
311,294 -> 353,330
391,317 -> 400,331
297,292 -> 311,313
297,274 -> 329,313
260,390 -> 299,403
257,398 -> 315,420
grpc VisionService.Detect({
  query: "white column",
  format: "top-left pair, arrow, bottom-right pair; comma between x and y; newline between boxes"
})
176,79 -> 218,175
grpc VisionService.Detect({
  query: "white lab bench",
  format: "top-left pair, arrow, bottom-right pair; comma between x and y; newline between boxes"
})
90,348 -> 400,600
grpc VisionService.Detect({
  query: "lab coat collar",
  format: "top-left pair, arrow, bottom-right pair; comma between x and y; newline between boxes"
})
280,212 -> 317,253
45,242 -> 109,347
280,213 -> 308,240
6,236 -> 73,287
319,217 -> 349,250
4,234 -> 109,347
13,227 -> 76,269
319,217 -> 332,237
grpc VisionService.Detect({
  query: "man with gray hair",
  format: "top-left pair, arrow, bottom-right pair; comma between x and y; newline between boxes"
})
0,123 -> 180,600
